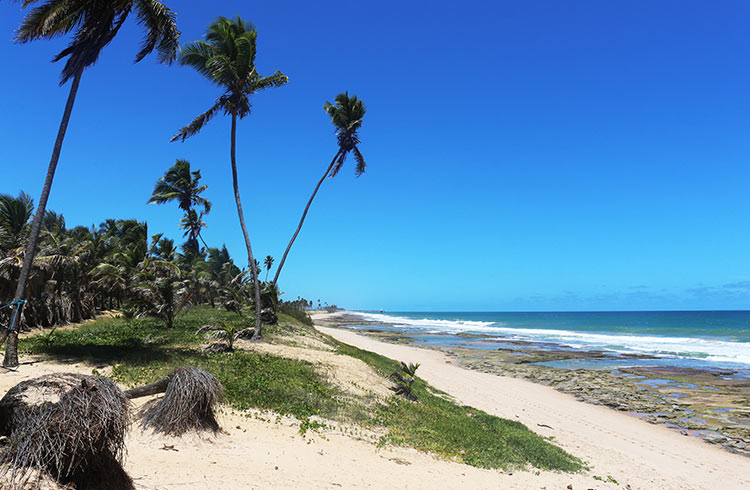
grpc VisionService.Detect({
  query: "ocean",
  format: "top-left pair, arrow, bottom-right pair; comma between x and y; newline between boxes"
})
345,310 -> 750,377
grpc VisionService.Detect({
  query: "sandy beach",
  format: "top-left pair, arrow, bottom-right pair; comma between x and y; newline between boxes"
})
315,318 -> 750,490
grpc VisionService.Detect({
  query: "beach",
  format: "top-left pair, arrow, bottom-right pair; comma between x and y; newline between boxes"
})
319,310 -> 750,449
314,311 -> 750,489
316,322 -> 750,489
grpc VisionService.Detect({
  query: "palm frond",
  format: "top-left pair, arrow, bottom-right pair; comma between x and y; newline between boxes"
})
171,102 -> 222,142
329,151 -> 346,178
15,0 -> 85,43
352,146 -> 367,177
52,7 -> 129,84
234,35 -> 254,80
133,0 -> 180,64
178,41 -> 215,80
251,71 -> 289,92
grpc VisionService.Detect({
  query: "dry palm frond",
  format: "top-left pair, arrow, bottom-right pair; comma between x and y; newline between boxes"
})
0,374 -> 132,489
139,367 -> 223,436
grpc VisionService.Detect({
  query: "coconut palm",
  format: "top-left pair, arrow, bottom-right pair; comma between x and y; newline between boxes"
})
389,362 -> 420,401
149,160 -> 211,256
206,246 -> 241,287
4,0 -> 180,368
171,16 -> 288,341
263,255 -> 274,281
129,259 -> 189,329
179,209 -> 208,252
148,159 -> 212,213
273,92 -> 367,286
196,321 -> 247,351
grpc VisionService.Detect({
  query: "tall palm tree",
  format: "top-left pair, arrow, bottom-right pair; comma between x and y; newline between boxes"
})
171,16 -> 288,341
4,0 -> 180,368
273,92 -> 367,286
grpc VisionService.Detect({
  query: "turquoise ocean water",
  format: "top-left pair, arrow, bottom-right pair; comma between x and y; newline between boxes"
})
345,310 -> 750,376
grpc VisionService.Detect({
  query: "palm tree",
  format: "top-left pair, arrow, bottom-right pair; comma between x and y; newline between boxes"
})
263,255 -> 274,281
149,159 -> 211,256
0,192 -> 34,252
389,362 -> 420,401
179,209 -> 208,253
148,159 -> 212,213
206,245 -> 240,287
273,93 -> 367,286
129,259 -> 189,329
171,16 -> 288,341
4,0 -> 180,368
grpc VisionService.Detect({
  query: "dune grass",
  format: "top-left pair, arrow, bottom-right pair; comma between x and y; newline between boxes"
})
21,309 -> 339,420
334,340 -> 583,471
20,306 -> 584,472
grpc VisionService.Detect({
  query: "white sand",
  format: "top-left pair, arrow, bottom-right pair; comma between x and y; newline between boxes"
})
317,323 -> 750,490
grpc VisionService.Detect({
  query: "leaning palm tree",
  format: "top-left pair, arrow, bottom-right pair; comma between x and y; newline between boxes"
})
273,92 -> 367,286
171,16 -> 288,341
4,1 -> 180,368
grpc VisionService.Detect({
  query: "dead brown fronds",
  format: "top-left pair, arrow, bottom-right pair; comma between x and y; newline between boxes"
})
139,367 -> 223,436
0,374 -> 132,490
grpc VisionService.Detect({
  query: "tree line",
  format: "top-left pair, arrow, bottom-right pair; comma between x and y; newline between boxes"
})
1,2 -> 367,367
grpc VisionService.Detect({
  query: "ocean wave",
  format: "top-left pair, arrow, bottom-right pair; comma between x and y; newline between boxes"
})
350,311 -> 498,332
347,311 -> 750,366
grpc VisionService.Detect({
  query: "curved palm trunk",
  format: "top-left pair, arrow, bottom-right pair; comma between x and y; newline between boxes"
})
197,231 -> 209,250
230,114 -> 262,340
3,70 -> 83,368
273,150 -> 342,286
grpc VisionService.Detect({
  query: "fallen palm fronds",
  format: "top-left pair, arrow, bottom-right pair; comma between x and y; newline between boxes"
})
0,373 -> 132,490
0,366 -> 224,489
135,367 -> 223,436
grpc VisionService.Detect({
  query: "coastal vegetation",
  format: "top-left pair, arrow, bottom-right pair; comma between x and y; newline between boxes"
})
19,306 -> 584,473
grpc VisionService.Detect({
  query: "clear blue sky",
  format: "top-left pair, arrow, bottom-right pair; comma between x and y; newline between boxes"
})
2,0 -> 750,311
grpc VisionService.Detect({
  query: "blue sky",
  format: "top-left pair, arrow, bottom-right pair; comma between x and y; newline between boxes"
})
2,0 -> 750,311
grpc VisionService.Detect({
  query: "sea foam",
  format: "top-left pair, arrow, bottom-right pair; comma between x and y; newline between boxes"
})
347,311 -> 750,367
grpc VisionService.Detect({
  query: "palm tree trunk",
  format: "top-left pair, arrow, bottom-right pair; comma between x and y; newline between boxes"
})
272,150 -> 342,286
197,231 -> 209,250
229,114 -> 262,340
3,70 -> 83,368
